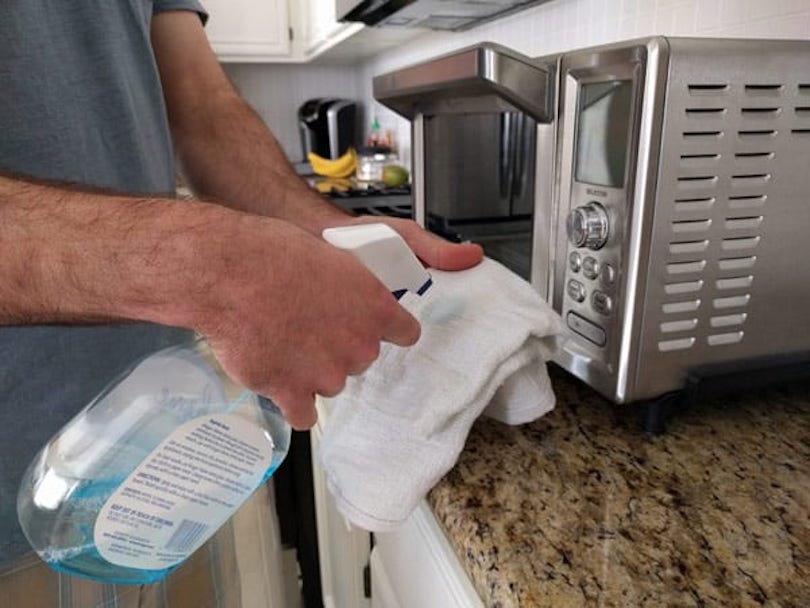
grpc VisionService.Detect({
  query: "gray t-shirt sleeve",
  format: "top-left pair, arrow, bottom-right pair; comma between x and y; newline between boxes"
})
154,0 -> 209,24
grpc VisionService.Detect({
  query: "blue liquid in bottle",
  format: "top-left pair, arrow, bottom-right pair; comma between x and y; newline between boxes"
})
17,340 -> 290,584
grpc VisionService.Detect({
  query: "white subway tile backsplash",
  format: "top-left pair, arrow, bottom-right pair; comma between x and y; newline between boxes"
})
695,0 -> 722,31
720,0 -> 747,27
673,2 -> 697,32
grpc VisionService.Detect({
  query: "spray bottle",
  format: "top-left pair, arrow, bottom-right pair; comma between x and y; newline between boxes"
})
17,223 -> 430,584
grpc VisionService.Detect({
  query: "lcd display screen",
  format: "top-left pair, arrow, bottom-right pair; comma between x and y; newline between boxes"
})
575,80 -> 633,187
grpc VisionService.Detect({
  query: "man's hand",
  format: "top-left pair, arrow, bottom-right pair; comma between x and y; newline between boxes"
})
190,216 -> 421,429
148,10 -> 483,427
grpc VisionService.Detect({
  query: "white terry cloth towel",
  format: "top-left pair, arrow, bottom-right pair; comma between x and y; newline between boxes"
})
318,257 -> 566,532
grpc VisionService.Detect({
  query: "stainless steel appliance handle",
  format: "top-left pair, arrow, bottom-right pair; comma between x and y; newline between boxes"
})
499,113 -> 513,200
512,113 -> 532,200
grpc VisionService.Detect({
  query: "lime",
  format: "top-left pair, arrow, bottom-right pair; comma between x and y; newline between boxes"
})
382,164 -> 409,187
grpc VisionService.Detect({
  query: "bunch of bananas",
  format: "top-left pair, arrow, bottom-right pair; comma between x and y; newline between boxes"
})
308,148 -> 357,178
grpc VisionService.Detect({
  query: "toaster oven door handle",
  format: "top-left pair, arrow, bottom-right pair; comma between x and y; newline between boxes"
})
512,113 -> 529,200
499,113 -> 513,200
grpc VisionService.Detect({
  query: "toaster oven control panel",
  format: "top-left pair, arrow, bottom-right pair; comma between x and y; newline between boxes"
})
563,191 -> 626,349
563,206 -> 619,349
555,54 -> 642,369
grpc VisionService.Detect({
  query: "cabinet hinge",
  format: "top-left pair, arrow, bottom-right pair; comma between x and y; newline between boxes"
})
363,562 -> 372,598
288,27 -> 294,41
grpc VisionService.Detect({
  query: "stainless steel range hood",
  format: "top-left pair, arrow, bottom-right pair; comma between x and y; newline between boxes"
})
337,0 -> 552,32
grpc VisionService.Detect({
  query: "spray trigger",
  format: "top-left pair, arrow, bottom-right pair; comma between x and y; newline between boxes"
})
322,223 -> 432,299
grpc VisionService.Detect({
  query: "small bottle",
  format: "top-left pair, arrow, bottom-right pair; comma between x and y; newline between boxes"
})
367,116 -> 382,146
17,339 -> 290,584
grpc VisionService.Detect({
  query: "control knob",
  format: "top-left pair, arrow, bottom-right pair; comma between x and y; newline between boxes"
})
566,202 -> 609,250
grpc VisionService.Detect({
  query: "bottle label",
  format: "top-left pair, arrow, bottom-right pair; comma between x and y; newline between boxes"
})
94,414 -> 273,570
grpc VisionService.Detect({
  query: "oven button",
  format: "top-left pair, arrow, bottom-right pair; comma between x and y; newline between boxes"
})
582,256 -> 600,280
591,290 -> 613,315
566,202 -> 609,250
569,251 -> 582,273
567,311 -> 606,347
602,263 -> 616,285
567,279 -> 586,303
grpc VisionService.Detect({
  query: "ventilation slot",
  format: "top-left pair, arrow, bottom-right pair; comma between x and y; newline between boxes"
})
721,236 -> 760,251
713,295 -> 751,309
677,175 -> 718,190
664,280 -> 703,295
792,129 -> 810,135
672,219 -> 712,233
718,256 -> 756,271
667,260 -> 707,275
738,129 -> 777,140
660,319 -> 698,333
658,338 -> 696,352
674,197 -> 714,213
669,240 -> 709,254
708,332 -> 744,346
741,107 -> 781,118
716,275 -> 754,290
684,130 -> 723,141
734,151 -> 773,160
798,84 -> 810,95
682,153 -> 721,159
744,84 -> 784,96
688,84 -> 729,95
686,108 -> 726,118
662,300 -> 700,314
728,194 -> 766,209
710,313 -> 747,328
731,173 -> 770,188
724,216 -> 763,231
795,107 -> 810,118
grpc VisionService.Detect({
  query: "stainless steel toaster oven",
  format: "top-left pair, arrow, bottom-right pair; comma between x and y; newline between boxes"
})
374,36 -> 810,406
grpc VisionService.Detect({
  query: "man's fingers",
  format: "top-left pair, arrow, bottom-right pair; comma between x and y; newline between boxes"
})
413,232 -> 483,271
349,216 -> 483,271
275,390 -> 318,431
381,305 -> 421,347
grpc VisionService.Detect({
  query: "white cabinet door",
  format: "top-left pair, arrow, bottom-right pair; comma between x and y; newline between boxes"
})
372,502 -> 484,608
311,422 -> 372,608
204,0 -> 291,62
299,0 -> 364,58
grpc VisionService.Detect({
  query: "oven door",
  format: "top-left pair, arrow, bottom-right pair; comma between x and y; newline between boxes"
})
422,112 -> 536,280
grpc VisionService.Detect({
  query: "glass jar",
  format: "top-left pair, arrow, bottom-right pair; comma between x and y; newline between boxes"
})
356,146 -> 394,183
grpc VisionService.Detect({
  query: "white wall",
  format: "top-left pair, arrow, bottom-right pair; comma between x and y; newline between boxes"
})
360,0 -> 810,168
222,63 -> 364,162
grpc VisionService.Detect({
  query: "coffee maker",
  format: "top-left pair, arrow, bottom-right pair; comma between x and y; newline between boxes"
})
298,98 -> 357,161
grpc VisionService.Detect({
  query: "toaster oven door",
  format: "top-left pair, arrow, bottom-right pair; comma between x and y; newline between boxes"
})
422,112 -> 537,281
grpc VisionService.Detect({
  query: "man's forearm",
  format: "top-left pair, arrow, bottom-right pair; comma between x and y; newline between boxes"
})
170,86 -> 349,233
0,174 -> 229,328
150,11 -> 349,234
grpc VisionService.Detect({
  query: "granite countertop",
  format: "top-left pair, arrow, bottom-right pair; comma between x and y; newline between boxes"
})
428,366 -> 809,607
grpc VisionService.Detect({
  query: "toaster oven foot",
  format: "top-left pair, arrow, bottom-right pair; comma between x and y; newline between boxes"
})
640,392 -> 682,435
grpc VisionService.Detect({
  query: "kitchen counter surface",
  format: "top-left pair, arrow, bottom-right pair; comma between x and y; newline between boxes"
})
428,366 -> 809,607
